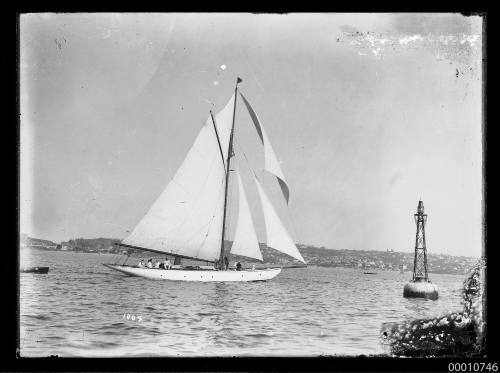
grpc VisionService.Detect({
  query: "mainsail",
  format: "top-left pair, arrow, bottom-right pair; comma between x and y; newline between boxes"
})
254,176 -> 306,263
121,95 -> 235,262
230,169 -> 263,261
239,92 -> 291,204
120,82 -> 304,266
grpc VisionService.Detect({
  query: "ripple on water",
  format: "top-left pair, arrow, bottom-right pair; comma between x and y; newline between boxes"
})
19,252 -> 467,356
25,314 -> 52,321
197,312 -> 216,317
243,333 -> 273,339
90,341 -> 120,349
102,301 -> 119,306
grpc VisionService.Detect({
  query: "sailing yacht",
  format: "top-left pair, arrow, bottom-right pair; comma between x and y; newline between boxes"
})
104,78 -> 305,281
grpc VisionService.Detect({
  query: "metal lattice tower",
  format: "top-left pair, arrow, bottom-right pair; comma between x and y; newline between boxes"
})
412,200 -> 428,281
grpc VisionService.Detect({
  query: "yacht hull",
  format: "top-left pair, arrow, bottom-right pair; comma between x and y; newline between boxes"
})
103,264 -> 281,282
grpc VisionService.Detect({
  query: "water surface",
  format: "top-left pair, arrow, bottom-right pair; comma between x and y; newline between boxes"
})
20,250 -> 466,356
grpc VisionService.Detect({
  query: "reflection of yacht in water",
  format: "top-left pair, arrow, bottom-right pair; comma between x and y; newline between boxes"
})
104,78 -> 305,282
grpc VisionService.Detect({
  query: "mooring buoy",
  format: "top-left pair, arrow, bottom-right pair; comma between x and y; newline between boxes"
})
403,279 -> 439,300
403,200 -> 439,300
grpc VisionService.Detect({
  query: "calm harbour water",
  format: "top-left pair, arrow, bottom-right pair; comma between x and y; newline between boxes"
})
20,250 -> 467,357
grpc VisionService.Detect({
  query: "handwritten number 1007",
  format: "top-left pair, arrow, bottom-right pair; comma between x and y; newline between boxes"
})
123,313 -> 142,322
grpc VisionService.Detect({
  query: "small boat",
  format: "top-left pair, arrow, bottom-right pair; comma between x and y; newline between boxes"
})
105,77 -> 305,282
21,266 -> 49,274
363,272 -> 377,275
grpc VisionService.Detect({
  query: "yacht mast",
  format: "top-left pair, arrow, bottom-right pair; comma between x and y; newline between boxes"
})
219,77 -> 241,266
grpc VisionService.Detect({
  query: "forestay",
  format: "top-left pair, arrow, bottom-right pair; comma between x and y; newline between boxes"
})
122,95 -> 235,262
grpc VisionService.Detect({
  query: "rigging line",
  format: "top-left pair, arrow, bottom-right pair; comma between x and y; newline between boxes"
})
210,110 -> 226,172
225,167 -> 235,252
193,215 -> 219,259
115,254 -> 125,265
122,254 -> 131,266
219,81 -> 239,263
233,137 -> 261,180
193,180 -> 226,260
233,139 -> 266,219
113,252 -> 124,264
233,138 -> 265,183
110,253 -> 119,265
233,137 -> 252,167
284,200 -> 303,248
231,143 -> 265,247
116,243 -> 212,263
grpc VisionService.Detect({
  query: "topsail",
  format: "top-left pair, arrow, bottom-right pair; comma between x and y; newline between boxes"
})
239,92 -> 291,204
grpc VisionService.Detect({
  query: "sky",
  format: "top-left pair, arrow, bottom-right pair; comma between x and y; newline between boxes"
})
20,13 -> 483,257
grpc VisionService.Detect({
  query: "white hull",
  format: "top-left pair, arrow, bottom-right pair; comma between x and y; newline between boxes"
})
103,264 -> 281,282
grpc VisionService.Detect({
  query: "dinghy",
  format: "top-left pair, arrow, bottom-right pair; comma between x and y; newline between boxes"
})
21,266 -> 49,274
105,78 -> 305,282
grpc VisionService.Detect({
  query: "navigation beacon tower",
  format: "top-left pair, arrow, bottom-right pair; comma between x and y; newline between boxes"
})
403,200 -> 439,300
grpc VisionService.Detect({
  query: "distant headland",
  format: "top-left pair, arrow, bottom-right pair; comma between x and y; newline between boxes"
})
20,234 -> 478,275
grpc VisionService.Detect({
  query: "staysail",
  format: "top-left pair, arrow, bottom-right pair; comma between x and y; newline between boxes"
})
121,95 -> 235,262
230,169 -> 263,261
254,176 -> 305,263
239,92 -> 291,204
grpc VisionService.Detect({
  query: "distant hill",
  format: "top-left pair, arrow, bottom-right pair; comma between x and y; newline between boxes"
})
294,244 -> 479,275
20,234 -> 479,275
21,234 -> 60,250
60,237 -> 121,253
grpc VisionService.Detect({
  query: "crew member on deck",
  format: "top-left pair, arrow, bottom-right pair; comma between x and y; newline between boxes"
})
138,259 -> 145,268
154,260 -> 160,269
236,261 -> 242,271
224,256 -> 229,270
147,258 -> 153,268
164,257 -> 172,270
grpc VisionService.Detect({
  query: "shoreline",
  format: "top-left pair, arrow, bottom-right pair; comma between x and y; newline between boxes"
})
22,249 -> 472,276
